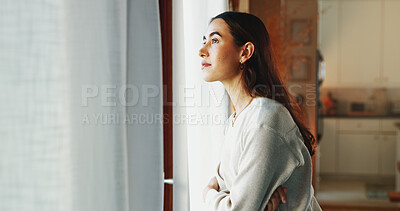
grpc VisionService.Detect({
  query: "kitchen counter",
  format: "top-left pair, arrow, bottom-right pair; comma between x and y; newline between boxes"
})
322,114 -> 400,119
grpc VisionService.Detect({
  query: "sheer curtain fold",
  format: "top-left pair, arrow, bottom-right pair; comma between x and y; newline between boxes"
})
126,0 -> 163,210
0,0 -> 163,210
66,0 -> 129,210
173,1 -> 228,210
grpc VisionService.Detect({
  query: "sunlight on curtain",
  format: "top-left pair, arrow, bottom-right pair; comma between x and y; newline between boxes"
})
0,2 -> 73,210
173,0 -> 229,210
0,0 -> 163,210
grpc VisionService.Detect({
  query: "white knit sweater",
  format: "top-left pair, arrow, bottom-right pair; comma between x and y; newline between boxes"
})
205,97 -> 321,211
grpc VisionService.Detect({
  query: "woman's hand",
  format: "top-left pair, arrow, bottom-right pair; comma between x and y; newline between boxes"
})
202,176 -> 220,202
265,186 -> 287,211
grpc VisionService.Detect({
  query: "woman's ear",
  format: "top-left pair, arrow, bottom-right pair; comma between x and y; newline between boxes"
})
239,42 -> 255,63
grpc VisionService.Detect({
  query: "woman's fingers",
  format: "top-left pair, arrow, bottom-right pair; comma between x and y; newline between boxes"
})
204,177 -> 220,203
266,201 -> 273,211
271,191 -> 280,210
265,186 -> 288,211
265,191 -> 280,211
208,176 -> 219,190
202,186 -> 210,202
277,186 -> 287,204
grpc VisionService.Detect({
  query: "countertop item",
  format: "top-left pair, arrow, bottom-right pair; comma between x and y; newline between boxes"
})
390,101 -> 400,115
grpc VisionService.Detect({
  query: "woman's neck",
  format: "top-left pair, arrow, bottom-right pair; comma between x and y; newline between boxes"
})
222,77 -> 254,115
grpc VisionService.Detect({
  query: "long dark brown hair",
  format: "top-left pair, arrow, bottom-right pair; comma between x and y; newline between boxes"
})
212,11 -> 315,156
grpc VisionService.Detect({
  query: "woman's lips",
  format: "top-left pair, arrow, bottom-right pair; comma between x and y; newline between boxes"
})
201,61 -> 211,69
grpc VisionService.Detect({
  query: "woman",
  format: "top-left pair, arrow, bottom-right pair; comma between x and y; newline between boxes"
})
199,12 -> 321,210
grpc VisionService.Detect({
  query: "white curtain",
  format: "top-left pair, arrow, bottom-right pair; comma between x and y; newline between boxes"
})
173,1 -> 229,210
0,0 -> 163,210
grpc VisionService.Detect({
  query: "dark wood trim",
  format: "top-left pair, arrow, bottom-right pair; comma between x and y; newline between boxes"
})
229,0 -> 240,11
159,0 -> 173,210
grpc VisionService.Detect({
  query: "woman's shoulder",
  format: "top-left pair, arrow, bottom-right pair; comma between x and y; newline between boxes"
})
245,97 -> 297,135
242,97 -> 308,164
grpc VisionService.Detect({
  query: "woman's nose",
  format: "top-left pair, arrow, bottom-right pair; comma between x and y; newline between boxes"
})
198,46 -> 208,58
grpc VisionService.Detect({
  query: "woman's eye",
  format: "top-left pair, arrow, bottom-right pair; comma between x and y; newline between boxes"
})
202,38 -> 218,45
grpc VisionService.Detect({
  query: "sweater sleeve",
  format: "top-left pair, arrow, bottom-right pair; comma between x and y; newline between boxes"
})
205,126 -> 301,211
215,162 -> 228,192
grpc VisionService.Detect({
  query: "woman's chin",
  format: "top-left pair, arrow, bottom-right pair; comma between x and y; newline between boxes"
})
201,69 -> 220,82
202,75 -> 217,82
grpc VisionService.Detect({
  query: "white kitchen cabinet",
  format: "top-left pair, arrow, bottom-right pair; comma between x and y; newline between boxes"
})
382,119 -> 400,133
319,118 -> 398,176
319,119 -> 337,174
338,118 -> 380,132
340,0 -> 381,85
319,0 -> 339,86
318,0 -> 400,88
381,135 -> 396,176
383,0 -> 400,86
338,134 -> 380,175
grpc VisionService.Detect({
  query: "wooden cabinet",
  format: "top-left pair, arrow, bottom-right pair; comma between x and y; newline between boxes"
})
319,118 -> 398,176
319,0 -> 400,87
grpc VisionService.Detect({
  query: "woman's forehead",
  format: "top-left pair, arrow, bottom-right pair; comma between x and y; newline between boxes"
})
204,19 -> 230,38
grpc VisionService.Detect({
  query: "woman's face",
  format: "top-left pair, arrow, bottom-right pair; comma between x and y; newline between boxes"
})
199,18 -> 242,83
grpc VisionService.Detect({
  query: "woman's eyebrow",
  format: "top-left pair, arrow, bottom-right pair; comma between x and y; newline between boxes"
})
203,31 -> 222,41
